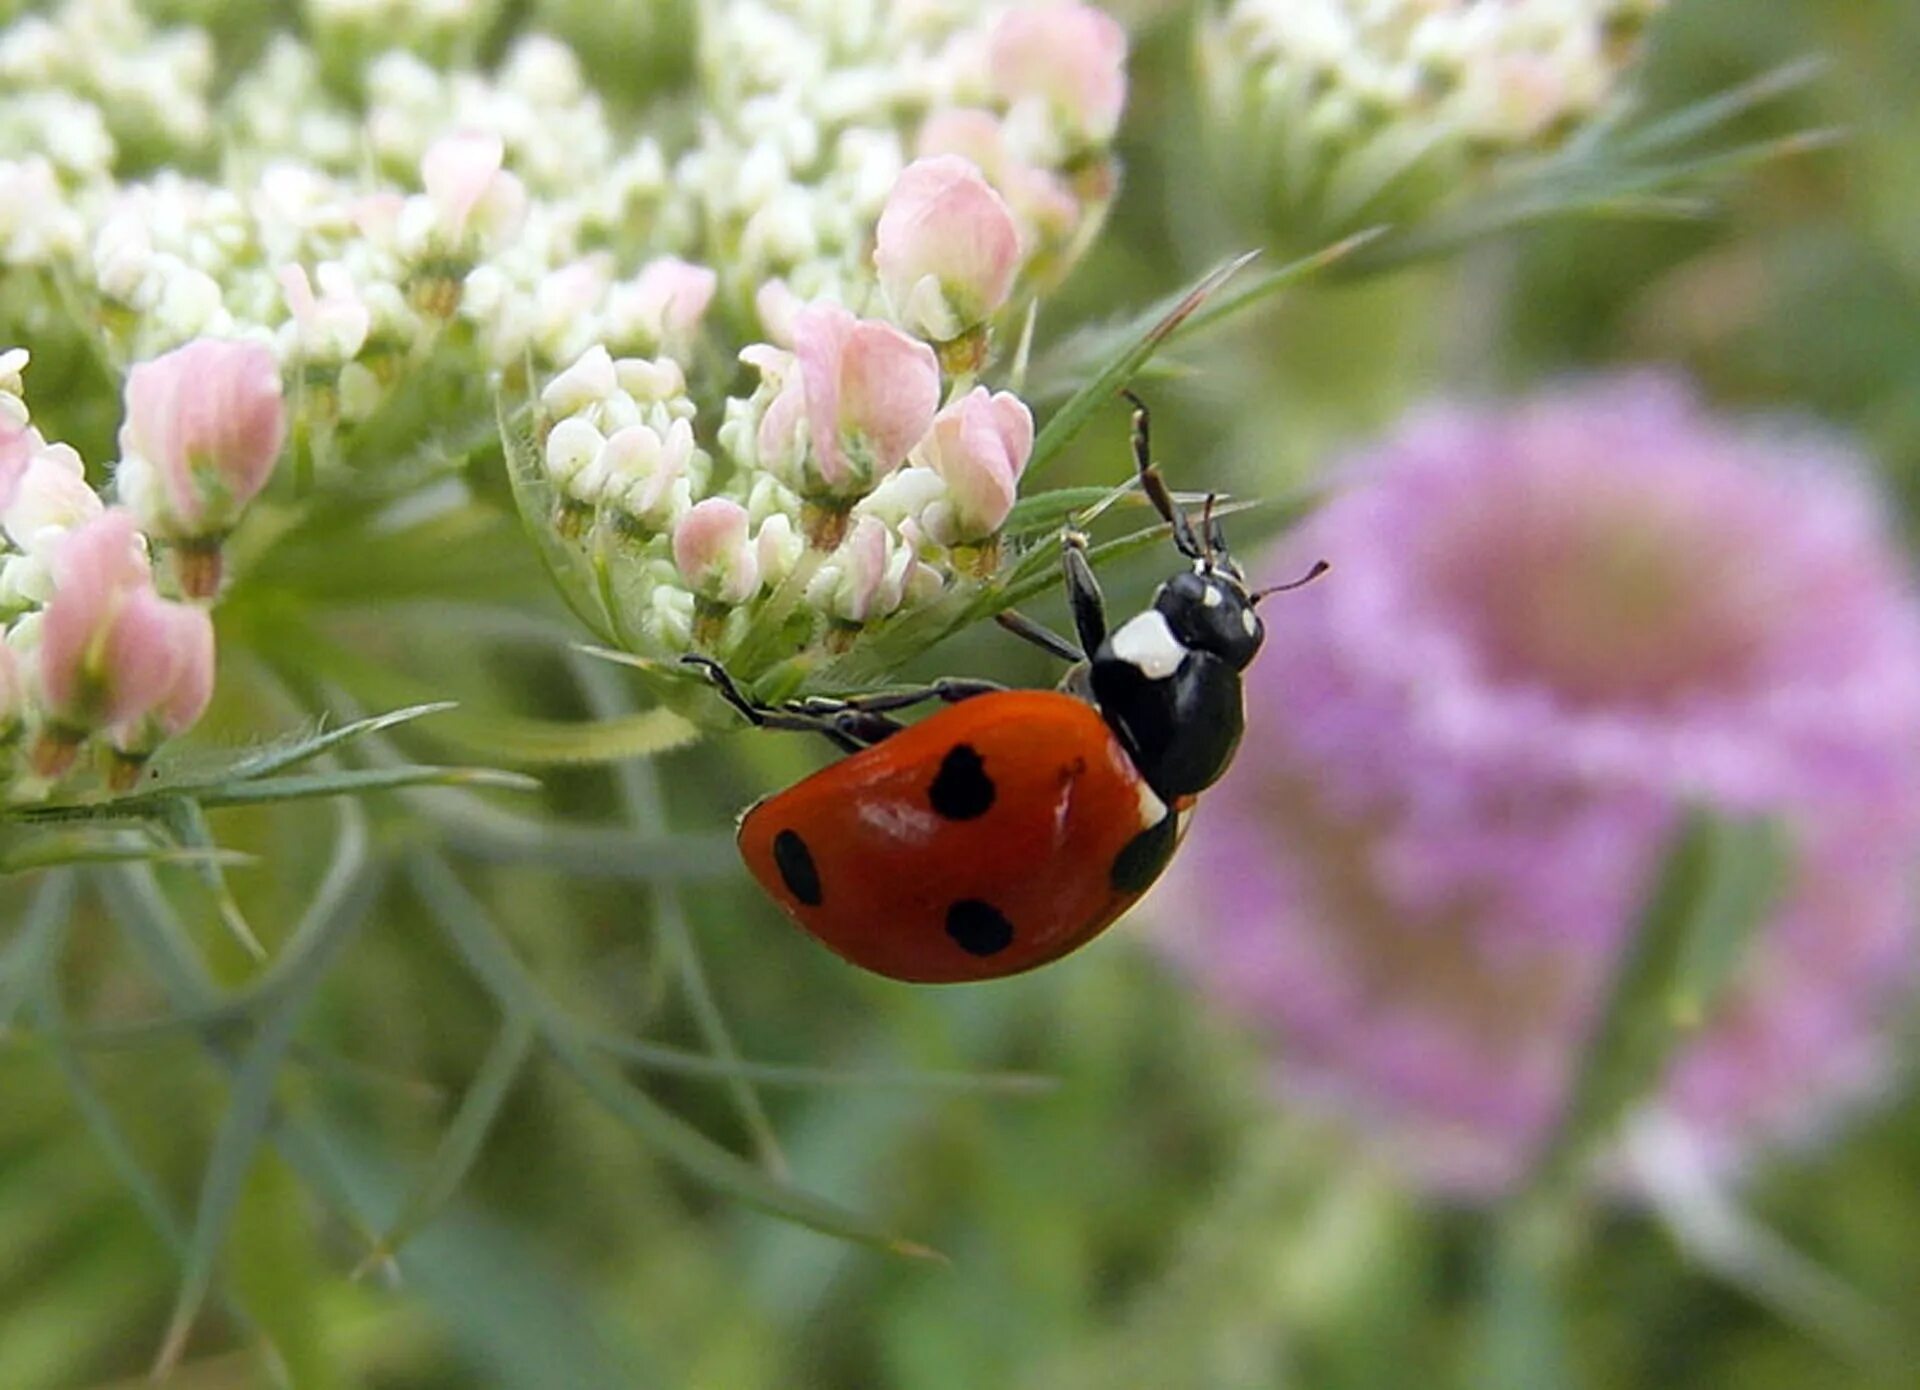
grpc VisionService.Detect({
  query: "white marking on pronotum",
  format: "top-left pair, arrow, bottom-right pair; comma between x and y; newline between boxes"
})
1202,584 -> 1222,608
1135,777 -> 1167,829
1241,608 -> 1258,637
1110,609 -> 1186,680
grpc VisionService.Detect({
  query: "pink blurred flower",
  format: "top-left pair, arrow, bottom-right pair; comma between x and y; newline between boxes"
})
420,130 -> 528,246
752,303 -> 941,500
0,639 -> 22,732
0,417 -> 34,507
673,497 -> 760,606
915,386 -> 1033,542
277,263 -> 372,362
610,256 -> 719,348
989,4 -> 1129,148
875,156 -> 1020,342
1163,375 -> 1920,1194
117,337 -> 286,546
918,108 -> 1079,242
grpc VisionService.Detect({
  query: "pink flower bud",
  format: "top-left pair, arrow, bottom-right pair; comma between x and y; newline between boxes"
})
102,586 -> 216,754
673,497 -> 760,606
783,303 -> 940,497
875,156 -> 1021,342
420,130 -> 527,246
34,509 -> 155,728
918,108 -> 1079,242
118,337 -> 285,541
989,4 -> 1129,148
917,387 -> 1034,541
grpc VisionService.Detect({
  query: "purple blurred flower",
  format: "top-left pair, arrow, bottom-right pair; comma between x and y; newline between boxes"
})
1163,375 -> 1920,1195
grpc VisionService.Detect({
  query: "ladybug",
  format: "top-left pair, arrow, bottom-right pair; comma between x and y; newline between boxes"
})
687,393 -> 1324,983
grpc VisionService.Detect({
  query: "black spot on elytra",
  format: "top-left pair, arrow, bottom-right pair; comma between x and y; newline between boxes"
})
1110,813 -> 1178,895
945,898 -> 1015,957
928,743 -> 995,820
772,829 -> 823,906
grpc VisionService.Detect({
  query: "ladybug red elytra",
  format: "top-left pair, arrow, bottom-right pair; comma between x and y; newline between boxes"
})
688,394 -> 1324,983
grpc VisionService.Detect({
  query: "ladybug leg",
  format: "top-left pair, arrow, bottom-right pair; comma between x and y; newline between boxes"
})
1061,528 -> 1108,654
681,655 -> 869,754
995,610 -> 1082,663
1122,389 -> 1203,560
793,676 -> 1004,722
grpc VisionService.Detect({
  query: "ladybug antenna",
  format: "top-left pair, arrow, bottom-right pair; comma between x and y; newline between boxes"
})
1251,559 -> 1330,604
1123,389 -> 1205,560
1199,492 -> 1220,565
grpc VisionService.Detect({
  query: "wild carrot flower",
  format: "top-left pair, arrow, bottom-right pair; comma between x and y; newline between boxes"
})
1198,0 -> 1668,242
1163,375 -> 1920,1194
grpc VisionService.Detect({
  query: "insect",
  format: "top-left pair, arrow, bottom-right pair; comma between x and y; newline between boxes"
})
686,393 -> 1324,983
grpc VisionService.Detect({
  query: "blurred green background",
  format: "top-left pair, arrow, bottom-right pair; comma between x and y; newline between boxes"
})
7,1 -> 1920,1387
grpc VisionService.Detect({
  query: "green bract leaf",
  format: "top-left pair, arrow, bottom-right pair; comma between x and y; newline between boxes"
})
1025,233 -> 1380,408
1025,251 -> 1259,477
497,388 -> 619,645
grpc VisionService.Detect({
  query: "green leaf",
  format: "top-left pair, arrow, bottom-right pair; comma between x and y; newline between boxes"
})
1474,1204 -> 1576,1390
1529,811 -> 1787,1192
1025,233 -> 1379,408
589,1030 -> 1055,1095
156,796 -> 267,962
199,703 -> 459,784
0,873 -> 79,1041
24,919 -> 282,1367
16,766 -> 537,825
267,620 -> 701,765
408,852 -> 937,1257
1025,252 -> 1258,478
361,1011 -> 537,1271
573,657 -> 786,1177
1341,63 -> 1837,276
0,829 -> 253,876
155,806 -> 385,1377
429,706 -> 699,766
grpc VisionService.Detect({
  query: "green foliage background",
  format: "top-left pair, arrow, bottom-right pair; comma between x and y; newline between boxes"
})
6,1 -> 1920,1387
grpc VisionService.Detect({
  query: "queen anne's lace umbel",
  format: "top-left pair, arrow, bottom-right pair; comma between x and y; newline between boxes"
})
0,0 -> 1130,797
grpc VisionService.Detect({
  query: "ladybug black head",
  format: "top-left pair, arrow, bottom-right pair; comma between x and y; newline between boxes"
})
1154,567 -> 1263,670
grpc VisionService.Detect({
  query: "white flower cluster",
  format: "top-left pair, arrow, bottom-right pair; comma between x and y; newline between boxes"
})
0,0 -> 1129,688
1199,0 -> 1669,239
528,0 -> 1127,665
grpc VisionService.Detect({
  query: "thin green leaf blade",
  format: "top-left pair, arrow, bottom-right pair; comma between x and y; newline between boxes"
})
1026,251 -> 1260,476
408,852 -> 936,1257
1530,811 -> 1787,1191
361,1012 -> 537,1270
154,809 -> 384,1376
